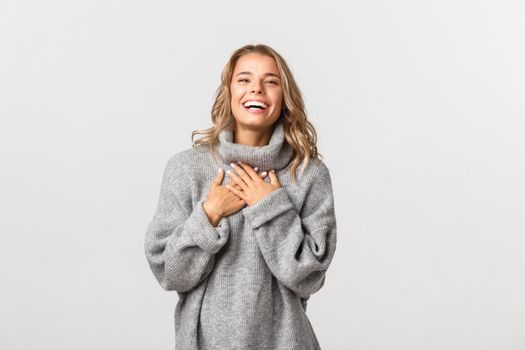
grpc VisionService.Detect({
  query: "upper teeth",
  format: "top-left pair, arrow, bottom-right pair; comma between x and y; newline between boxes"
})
243,100 -> 268,108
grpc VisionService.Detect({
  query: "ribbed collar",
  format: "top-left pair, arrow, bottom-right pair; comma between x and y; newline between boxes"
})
216,118 -> 294,171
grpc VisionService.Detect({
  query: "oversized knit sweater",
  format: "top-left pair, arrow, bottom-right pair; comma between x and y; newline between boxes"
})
144,118 -> 337,349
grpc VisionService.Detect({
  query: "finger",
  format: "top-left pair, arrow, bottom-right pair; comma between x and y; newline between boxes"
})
226,177 -> 243,191
236,161 -> 261,183
231,162 -> 254,186
225,184 -> 247,201
251,165 -> 267,179
227,168 -> 248,191
213,168 -> 224,187
268,169 -> 280,186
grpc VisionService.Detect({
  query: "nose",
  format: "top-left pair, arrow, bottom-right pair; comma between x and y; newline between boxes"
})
250,80 -> 263,93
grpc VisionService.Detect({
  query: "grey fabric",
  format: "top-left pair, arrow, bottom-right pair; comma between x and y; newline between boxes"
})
144,118 -> 337,349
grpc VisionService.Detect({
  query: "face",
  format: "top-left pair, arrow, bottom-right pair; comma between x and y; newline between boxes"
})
230,53 -> 284,130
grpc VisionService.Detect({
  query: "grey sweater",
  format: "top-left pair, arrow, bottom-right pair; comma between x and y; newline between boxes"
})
144,118 -> 337,349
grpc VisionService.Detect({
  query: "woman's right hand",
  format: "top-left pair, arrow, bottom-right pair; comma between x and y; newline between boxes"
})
203,166 -> 267,226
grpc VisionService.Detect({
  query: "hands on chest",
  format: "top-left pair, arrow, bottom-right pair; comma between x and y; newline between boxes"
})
225,160 -> 281,206
202,161 -> 281,226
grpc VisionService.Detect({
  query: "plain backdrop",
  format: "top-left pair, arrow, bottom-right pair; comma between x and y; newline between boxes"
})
1,0 -> 524,349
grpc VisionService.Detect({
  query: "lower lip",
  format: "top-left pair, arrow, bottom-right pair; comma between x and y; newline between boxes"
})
243,105 -> 268,114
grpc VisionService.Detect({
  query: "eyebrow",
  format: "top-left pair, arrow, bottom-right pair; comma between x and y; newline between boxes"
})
235,71 -> 281,79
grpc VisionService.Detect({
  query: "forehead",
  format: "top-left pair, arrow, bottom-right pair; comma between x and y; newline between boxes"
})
233,53 -> 279,74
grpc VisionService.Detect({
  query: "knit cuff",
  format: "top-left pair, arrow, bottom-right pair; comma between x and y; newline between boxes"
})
184,198 -> 230,254
242,187 -> 295,230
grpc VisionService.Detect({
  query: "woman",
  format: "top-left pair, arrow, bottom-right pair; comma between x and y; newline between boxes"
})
144,44 -> 337,350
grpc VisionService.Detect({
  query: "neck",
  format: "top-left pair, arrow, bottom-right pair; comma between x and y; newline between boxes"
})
233,123 -> 274,147
215,118 -> 293,172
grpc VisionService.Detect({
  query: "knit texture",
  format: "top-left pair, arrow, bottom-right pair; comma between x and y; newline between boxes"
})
144,118 -> 337,349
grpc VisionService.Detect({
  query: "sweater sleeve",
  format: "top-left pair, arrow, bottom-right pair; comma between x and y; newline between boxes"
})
144,157 -> 230,293
241,162 -> 337,299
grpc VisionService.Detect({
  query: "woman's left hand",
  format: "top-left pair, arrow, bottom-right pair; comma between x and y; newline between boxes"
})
225,161 -> 281,207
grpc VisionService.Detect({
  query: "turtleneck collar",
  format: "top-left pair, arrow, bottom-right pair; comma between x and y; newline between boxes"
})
216,118 -> 294,171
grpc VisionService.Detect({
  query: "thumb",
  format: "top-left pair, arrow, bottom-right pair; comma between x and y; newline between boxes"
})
268,169 -> 280,186
212,168 -> 225,187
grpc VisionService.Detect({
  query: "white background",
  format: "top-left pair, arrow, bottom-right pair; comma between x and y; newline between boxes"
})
1,0 -> 524,349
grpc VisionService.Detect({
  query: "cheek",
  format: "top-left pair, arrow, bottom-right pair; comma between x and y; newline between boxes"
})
272,90 -> 284,107
230,85 -> 244,100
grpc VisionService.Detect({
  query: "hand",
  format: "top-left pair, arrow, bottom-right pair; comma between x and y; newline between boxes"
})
203,168 -> 245,226
225,161 -> 281,207
225,164 -> 269,197
203,166 -> 269,226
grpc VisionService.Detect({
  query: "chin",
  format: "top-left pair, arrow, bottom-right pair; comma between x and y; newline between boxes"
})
238,118 -> 267,128
239,114 -> 279,127
233,109 -> 263,121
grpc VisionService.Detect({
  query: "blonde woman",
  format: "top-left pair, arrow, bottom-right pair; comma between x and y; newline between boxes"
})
144,44 -> 337,350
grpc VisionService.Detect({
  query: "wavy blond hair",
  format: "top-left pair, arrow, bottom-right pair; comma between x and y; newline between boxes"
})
191,43 -> 322,184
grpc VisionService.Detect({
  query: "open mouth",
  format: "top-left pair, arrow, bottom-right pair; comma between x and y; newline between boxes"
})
242,100 -> 269,112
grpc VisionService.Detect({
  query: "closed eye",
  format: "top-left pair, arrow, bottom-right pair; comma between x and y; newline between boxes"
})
237,79 -> 279,85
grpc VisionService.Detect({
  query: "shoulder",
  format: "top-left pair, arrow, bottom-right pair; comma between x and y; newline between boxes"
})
296,158 -> 336,227
287,157 -> 334,208
159,146 -> 206,210
298,158 -> 335,203
295,157 -> 333,188
311,158 -> 332,178
161,145 -> 205,191
164,144 -> 210,176
166,145 -> 201,166
162,144 -> 213,200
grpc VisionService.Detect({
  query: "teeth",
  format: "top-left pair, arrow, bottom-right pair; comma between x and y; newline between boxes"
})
243,100 -> 268,109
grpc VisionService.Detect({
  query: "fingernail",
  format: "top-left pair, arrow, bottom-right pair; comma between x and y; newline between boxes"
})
226,169 -> 231,174
271,169 -> 275,173
237,160 -> 242,164
261,171 -> 267,176
218,168 -> 222,173
254,167 -> 258,171
230,162 -> 235,168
